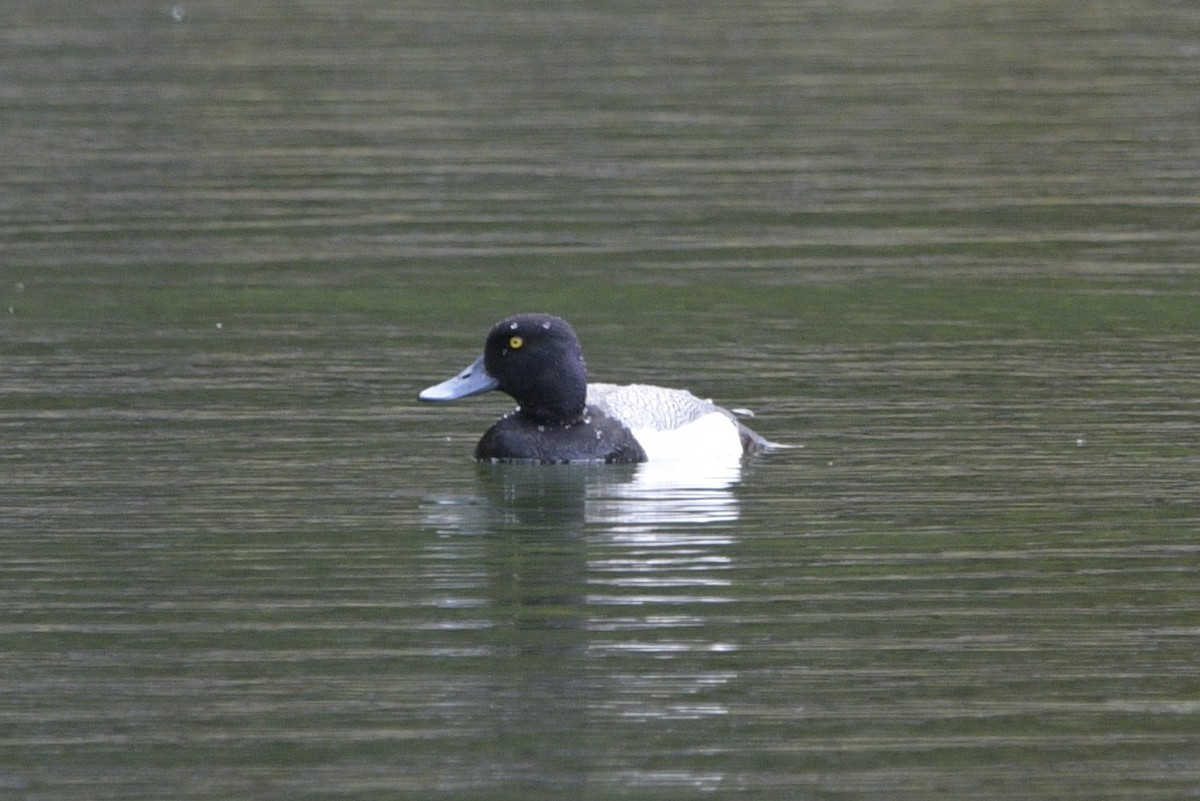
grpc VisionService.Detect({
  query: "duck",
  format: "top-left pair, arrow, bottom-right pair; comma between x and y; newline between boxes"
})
418,313 -> 777,464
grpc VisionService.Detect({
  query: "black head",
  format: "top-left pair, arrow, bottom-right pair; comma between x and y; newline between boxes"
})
482,313 -> 588,423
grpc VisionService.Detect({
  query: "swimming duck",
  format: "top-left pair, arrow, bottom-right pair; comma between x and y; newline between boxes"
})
418,313 -> 776,464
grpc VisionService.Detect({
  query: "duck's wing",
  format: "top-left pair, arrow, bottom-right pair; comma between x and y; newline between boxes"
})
586,383 -> 722,431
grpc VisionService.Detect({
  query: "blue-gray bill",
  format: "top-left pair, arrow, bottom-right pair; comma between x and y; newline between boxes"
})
418,354 -> 498,402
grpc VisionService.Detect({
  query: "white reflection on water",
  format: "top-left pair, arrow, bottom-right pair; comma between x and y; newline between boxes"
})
584,456 -> 742,611
585,455 -> 744,529
411,459 -> 746,792
418,456 -> 746,626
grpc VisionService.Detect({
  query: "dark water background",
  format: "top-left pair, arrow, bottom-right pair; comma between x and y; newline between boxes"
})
3,2 -> 1199,798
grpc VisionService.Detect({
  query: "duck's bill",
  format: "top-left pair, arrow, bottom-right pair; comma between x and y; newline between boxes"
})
418,354 -> 500,401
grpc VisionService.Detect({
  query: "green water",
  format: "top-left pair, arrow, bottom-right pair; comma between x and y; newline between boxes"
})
3,1 -> 1199,799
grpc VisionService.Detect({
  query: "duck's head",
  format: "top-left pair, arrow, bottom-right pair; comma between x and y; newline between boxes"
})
418,313 -> 588,424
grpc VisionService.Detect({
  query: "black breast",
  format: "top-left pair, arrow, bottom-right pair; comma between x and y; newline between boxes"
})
474,407 -> 647,464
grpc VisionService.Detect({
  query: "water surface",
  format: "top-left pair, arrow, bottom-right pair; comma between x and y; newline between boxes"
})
2,1 -> 1199,799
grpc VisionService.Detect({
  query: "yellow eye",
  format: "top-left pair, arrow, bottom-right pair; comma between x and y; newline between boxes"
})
509,335 -> 524,349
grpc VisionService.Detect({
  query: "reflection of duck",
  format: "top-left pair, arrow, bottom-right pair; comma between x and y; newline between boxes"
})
423,459 -> 742,536
587,459 -> 743,527
419,313 -> 780,463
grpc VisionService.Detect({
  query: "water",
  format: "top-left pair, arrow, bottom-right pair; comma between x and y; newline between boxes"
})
3,1 -> 1199,799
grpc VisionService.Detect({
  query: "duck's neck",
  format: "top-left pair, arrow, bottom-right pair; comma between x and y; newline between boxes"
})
515,371 -> 587,425
517,393 -> 587,425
